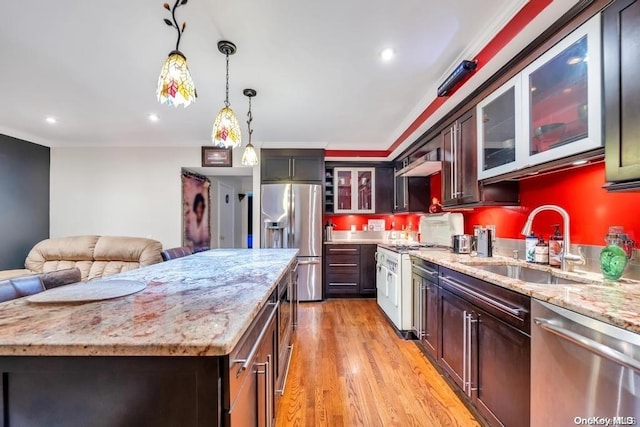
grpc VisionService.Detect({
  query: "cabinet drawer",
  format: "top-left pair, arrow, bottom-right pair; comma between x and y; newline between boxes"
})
439,266 -> 530,334
326,245 -> 360,254
326,255 -> 359,275
326,275 -> 360,294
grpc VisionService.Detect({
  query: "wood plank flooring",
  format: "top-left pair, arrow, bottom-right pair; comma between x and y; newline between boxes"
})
276,299 -> 480,427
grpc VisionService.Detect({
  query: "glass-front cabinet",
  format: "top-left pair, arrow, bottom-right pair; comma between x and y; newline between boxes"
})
476,14 -> 601,179
477,75 -> 522,179
333,167 -> 375,214
522,13 -> 601,166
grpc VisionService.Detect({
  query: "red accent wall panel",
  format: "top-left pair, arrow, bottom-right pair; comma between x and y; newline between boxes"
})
462,163 -> 640,245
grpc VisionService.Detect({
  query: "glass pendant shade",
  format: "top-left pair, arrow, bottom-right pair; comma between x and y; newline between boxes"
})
241,143 -> 258,166
157,51 -> 196,107
212,106 -> 242,148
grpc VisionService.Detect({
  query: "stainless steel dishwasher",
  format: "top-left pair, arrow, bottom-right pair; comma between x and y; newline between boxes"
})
531,300 -> 640,426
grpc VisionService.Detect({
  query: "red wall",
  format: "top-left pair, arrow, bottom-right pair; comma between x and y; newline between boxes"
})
325,162 -> 640,246
461,162 -> 640,245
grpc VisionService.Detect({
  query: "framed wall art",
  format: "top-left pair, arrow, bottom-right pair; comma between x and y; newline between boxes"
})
201,146 -> 232,167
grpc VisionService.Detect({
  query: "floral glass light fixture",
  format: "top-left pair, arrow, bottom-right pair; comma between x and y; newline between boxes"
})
212,41 -> 242,148
156,0 -> 197,107
241,89 -> 259,166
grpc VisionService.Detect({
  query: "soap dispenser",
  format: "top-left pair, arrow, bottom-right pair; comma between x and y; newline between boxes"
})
525,232 -> 537,263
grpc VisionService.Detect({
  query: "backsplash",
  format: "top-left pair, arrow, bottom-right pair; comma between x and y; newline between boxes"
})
324,213 -> 423,232
445,162 -> 639,246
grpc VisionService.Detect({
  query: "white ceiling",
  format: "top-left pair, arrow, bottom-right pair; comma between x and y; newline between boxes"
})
0,0 -> 578,157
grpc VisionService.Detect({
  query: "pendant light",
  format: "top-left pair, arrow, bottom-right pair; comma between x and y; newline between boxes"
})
156,0 -> 197,107
241,89 -> 259,166
212,41 -> 241,148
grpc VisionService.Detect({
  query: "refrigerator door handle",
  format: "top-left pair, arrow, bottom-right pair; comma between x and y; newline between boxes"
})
297,260 -> 320,265
289,187 -> 295,248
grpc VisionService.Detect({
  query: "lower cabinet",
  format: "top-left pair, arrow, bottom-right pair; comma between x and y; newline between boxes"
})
324,244 -> 377,298
414,263 -> 531,427
411,257 -> 439,358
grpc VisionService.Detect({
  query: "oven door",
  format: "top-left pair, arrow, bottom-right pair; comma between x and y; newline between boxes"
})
387,268 -> 398,307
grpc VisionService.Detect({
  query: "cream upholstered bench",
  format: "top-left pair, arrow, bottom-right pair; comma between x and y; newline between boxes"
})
0,236 -> 163,282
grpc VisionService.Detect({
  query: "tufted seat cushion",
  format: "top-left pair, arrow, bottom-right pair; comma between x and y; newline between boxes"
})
22,236 -> 163,281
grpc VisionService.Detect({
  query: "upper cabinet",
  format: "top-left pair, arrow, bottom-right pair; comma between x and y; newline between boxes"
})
443,109 -> 479,206
333,167 -> 376,214
603,0 -> 640,191
477,75 -> 522,180
521,14 -> 602,166
477,14 -> 602,180
443,109 -> 519,208
261,149 -> 325,183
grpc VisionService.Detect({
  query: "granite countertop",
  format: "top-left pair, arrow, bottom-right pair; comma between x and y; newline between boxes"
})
409,250 -> 640,333
0,249 -> 299,357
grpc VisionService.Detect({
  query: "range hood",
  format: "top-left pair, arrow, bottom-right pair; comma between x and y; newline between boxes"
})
395,148 -> 442,177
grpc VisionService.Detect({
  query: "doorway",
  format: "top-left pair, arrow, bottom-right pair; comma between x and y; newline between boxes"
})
217,181 -> 235,248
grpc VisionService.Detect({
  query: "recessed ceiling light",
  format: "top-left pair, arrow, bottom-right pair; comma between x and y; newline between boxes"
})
148,113 -> 159,122
380,48 -> 395,62
45,116 -> 56,124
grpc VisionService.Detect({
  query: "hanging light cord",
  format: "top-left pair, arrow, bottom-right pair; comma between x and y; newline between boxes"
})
224,52 -> 231,107
163,0 -> 188,52
246,96 -> 253,143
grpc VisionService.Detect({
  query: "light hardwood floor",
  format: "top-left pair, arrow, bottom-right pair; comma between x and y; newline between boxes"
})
275,299 -> 480,427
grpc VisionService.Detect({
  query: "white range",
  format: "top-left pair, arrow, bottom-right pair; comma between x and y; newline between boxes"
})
375,213 -> 463,334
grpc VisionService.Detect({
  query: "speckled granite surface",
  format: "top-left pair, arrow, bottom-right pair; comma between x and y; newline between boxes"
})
0,249 -> 298,356
409,250 -> 640,333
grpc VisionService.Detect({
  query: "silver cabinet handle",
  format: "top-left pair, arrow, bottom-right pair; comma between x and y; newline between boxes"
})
440,276 -> 524,318
534,318 -> 640,373
266,354 -> 272,426
276,344 -> 294,396
328,282 -> 358,287
466,313 -> 477,397
232,302 -> 279,373
328,248 -> 358,252
462,309 -> 468,394
329,263 -> 357,267
412,264 -> 438,278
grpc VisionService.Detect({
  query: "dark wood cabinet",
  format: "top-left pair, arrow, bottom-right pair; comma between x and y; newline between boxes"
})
394,175 -> 431,213
438,287 -> 467,390
323,244 -> 377,298
359,244 -> 377,295
474,306 -> 530,427
437,267 -> 531,427
442,109 -> 479,206
375,167 -> 394,214
441,109 -> 519,207
603,0 -> 640,190
261,149 -> 324,183
411,257 -> 439,358
423,279 -> 439,356
324,163 -> 395,214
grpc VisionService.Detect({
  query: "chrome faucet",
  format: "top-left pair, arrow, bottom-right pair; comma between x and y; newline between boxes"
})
520,204 -> 585,272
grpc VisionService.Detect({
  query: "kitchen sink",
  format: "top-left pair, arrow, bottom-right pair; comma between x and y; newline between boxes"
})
471,264 -> 585,285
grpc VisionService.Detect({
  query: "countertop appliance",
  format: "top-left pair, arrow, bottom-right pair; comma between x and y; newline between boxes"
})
452,234 -> 474,254
531,300 -> 640,426
261,183 -> 322,301
375,213 -> 464,334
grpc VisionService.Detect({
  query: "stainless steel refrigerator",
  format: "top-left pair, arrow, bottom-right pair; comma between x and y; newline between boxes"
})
261,183 -> 322,301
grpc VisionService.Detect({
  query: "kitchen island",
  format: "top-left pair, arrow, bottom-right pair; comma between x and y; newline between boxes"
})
0,248 -> 298,426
